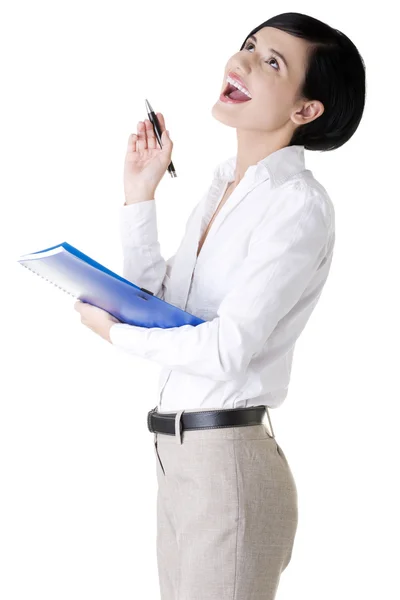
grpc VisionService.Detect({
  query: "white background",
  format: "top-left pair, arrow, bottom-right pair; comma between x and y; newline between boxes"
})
2,1 -> 399,599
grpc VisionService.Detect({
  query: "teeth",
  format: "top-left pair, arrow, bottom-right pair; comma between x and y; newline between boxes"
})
226,76 -> 252,98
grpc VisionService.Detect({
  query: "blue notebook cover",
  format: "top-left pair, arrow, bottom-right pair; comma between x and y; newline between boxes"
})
17,241 -> 205,328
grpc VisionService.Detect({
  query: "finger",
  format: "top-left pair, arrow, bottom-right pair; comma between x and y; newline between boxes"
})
156,113 -> 168,143
156,112 -> 166,132
144,119 -> 157,150
136,120 -> 147,152
127,132 -> 138,153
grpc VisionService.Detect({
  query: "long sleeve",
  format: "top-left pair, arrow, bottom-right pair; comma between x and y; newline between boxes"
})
110,188 -> 330,381
119,200 -> 174,301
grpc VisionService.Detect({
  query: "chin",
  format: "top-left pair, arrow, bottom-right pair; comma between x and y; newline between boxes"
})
210,101 -> 239,127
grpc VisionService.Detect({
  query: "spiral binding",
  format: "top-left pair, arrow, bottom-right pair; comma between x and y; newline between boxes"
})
20,263 -> 77,298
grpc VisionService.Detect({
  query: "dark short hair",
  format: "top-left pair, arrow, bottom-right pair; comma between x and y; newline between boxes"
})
240,12 -> 367,151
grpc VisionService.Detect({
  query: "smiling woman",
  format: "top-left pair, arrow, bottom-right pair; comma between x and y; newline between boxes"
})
211,13 -> 366,181
113,10 -> 366,600
218,11 -> 366,154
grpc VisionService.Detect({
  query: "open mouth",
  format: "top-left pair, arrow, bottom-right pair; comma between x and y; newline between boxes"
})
223,81 -> 252,102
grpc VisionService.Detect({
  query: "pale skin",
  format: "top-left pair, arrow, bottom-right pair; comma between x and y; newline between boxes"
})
211,25 -> 325,189
74,300 -> 122,343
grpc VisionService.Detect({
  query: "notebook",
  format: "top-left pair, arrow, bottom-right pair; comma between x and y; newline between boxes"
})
17,241 -> 205,328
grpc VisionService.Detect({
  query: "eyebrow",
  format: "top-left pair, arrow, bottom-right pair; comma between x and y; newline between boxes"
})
246,34 -> 289,70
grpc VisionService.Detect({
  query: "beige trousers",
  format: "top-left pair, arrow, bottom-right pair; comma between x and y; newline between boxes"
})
152,409 -> 298,600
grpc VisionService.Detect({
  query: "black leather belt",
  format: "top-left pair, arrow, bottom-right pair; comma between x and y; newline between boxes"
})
147,404 -> 268,436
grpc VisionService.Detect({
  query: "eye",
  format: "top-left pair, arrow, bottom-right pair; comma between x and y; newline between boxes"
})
243,41 -> 280,71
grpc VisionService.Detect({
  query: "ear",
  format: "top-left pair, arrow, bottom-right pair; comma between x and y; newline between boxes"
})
291,100 -> 324,127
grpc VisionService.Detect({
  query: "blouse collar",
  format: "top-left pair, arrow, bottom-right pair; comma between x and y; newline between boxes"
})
213,144 -> 306,189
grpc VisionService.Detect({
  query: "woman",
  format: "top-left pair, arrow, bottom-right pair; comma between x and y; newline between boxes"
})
75,11 -> 366,600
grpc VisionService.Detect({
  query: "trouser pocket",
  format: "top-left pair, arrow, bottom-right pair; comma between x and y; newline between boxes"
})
154,435 -> 165,476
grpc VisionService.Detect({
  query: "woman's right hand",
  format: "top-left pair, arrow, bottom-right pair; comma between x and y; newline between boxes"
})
124,112 -> 173,203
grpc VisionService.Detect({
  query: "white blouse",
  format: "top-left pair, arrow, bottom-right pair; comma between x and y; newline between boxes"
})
110,144 -> 335,413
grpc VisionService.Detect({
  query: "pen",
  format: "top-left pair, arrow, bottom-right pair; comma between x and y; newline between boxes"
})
145,99 -> 177,178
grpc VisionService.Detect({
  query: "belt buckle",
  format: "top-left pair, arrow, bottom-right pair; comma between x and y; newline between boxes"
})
147,405 -> 158,433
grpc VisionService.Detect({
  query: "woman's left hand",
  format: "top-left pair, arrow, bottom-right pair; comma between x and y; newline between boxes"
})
74,300 -> 122,343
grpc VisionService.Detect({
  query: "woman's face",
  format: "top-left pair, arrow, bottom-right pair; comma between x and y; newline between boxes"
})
211,26 -> 315,135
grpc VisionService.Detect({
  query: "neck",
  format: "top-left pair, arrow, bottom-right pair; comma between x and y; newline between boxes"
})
232,127 -> 293,186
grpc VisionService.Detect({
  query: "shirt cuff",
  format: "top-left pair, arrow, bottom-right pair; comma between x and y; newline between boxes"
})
109,322 -> 146,353
120,199 -> 158,247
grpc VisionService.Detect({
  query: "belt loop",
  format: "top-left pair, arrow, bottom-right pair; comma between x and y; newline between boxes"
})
175,409 -> 184,444
148,405 -> 157,433
265,406 -> 275,439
